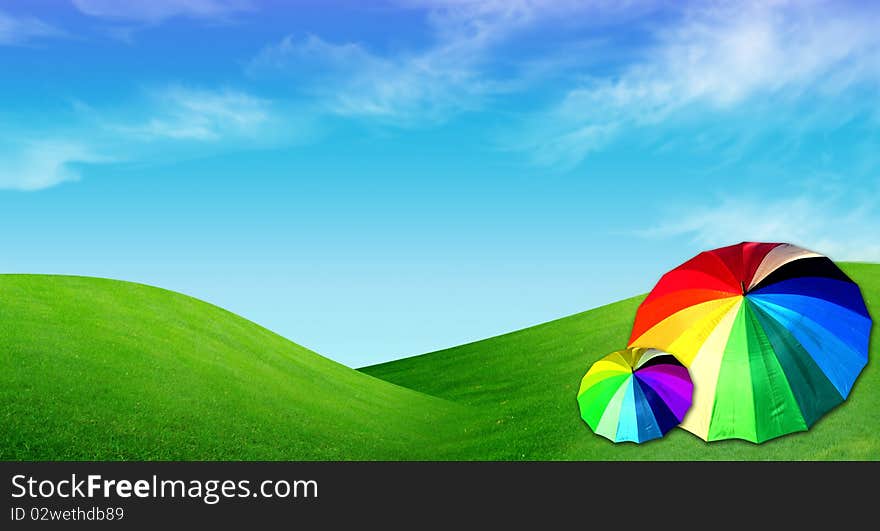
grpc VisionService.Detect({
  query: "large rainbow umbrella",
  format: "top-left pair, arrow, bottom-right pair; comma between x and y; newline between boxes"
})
629,242 -> 872,443
577,348 -> 693,443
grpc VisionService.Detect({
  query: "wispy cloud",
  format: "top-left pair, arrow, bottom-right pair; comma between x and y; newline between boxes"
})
0,140 -> 106,191
0,10 -> 63,45
248,1 -> 655,125
640,192 -> 880,262
522,0 -> 880,168
71,0 -> 250,23
0,86 -> 291,191
249,34 -> 491,124
118,86 -> 272,141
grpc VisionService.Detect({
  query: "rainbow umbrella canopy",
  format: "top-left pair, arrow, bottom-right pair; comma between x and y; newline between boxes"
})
629,242 -> 872,443
577,348 -> 693,443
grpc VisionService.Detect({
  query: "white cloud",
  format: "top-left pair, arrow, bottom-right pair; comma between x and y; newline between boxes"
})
0,140 -> 105,191
119,86 -> 272,141
249,34 -> 491,124
0,11 -> 62,45
641,194 -> 880,262
248,1 -> 657,124
524,0 -> 880,167
0,87 -> 285,191
71,0 -> 250,22
639,1 -> 880,107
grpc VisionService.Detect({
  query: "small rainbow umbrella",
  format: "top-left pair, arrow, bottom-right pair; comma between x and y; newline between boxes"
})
629,242 -> 872,443
577,348 -> 693,443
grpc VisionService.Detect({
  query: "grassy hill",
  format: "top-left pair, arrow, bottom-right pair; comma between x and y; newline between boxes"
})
2,264 -> 876,460
362,263 -> 879,460
0,275 -> 472,460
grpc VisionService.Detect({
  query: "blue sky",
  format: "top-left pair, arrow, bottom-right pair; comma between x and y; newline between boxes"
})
2,0 -> 879,366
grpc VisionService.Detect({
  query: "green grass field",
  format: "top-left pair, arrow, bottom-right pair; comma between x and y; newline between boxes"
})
363,262 -> 879,460
0,275 -> 471,460
1,263 -> 876,460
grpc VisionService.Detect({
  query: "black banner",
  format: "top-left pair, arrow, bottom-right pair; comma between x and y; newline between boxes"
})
2,461 -> 874,527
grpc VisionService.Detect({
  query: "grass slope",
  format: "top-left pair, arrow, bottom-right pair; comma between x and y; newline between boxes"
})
363,263 -> 879,460
0,275 -> 470,460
